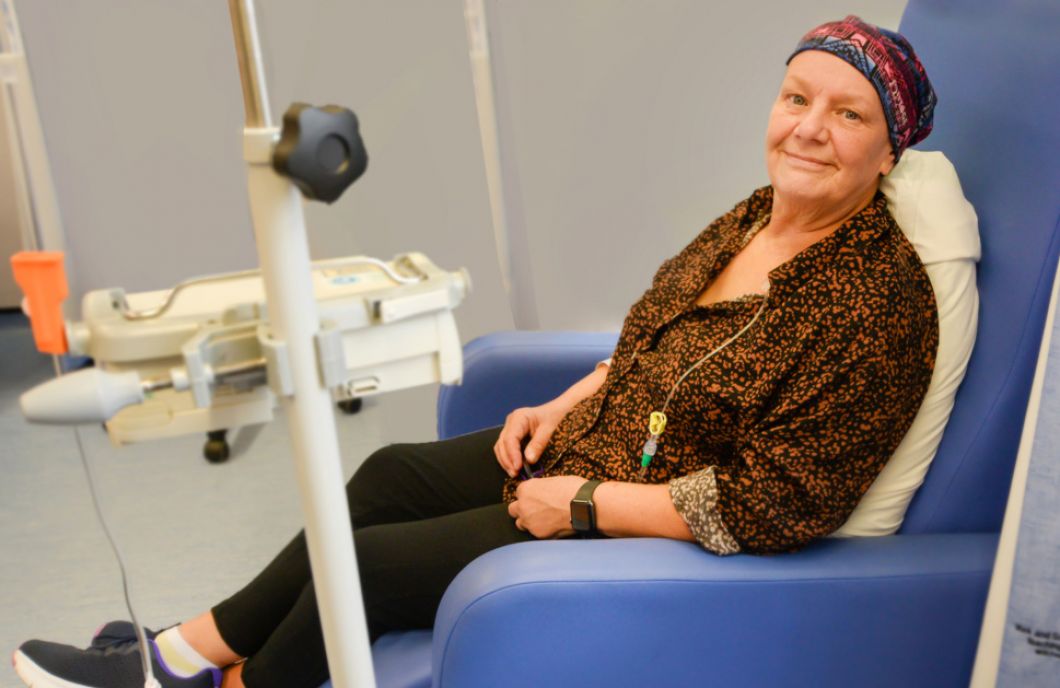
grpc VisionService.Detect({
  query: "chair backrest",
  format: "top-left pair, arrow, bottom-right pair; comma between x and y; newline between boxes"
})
898,0 -> 1060,534
441,0 -> 1060,537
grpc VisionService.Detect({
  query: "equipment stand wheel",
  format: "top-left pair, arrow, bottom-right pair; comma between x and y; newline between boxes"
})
337,398 -> 363,415
204,429 -> 231,463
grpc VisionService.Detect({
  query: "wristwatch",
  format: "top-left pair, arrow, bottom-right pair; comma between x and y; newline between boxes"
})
570,479 -> 603,536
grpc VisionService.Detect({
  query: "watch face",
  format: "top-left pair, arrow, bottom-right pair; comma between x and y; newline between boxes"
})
571,500 -> 593,532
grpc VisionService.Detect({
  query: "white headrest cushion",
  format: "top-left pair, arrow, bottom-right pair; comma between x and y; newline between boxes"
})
835,149 -> 980,536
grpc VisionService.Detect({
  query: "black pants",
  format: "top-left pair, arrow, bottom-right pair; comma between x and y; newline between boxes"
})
211,426 -> 530,688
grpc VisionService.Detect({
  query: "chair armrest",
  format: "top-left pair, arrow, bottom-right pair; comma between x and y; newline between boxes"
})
432,533 -> 997,688
437,331 -> 618,439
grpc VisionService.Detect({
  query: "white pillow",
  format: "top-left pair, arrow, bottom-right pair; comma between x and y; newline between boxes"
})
833,150 -> 981,536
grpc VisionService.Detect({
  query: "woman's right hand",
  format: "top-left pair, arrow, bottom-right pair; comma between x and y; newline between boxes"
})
494,404 -> 564,478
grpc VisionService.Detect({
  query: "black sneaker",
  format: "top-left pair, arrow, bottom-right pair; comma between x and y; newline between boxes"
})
13,637 -> 221,688
89,621 -> 163,649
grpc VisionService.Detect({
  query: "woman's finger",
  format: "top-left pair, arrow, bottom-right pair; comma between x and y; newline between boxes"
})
524,423 -> 554,464
493,438 -> 511,475
501,415 -> 530,473
499,431 -> 520,475
495,416 -> 522,475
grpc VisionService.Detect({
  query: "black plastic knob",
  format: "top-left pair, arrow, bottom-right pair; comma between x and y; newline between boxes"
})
272,103 -> 368,204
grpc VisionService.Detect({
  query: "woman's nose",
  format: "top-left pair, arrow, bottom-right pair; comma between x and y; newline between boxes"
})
793,106 -> 829,143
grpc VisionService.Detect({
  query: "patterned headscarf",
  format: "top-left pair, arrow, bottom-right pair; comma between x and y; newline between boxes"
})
788,15 -> 937,162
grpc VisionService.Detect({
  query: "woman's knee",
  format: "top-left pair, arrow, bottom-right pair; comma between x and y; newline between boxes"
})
345,443 -> 424,524
349,444 -> 413,492
345,429 -> 504,526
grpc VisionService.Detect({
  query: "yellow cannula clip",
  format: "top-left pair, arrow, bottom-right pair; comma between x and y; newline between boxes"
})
649,411 -> 667,436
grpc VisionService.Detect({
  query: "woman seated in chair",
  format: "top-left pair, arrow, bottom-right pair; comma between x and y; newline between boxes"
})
14,15 -> 939,688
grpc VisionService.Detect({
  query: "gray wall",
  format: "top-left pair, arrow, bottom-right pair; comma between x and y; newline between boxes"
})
489,0 -> 906,331
12,0 -> 905,341
14,0 -> 514,344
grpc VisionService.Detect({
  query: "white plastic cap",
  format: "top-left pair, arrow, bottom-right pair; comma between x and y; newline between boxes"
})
20,368 -> 145,424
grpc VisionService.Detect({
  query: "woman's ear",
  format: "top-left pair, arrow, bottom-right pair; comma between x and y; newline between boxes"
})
879,151 -> 896,177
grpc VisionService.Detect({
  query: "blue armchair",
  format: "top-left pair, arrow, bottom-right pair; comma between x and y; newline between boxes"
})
367,1 -> 1060,686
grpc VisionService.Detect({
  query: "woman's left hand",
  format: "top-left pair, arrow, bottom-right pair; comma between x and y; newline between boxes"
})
508,475 -> 587,539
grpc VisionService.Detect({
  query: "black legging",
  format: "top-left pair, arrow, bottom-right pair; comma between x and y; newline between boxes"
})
211,426 -> 531,688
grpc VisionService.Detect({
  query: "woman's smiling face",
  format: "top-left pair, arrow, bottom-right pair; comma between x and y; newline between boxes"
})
765,50 -> 895,215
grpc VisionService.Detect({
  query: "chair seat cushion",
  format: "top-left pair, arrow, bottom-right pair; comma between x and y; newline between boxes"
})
320,630 -> 432,688
373,631 -> 432,688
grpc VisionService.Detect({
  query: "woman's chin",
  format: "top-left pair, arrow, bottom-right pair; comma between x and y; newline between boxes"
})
771,180 -> 830,206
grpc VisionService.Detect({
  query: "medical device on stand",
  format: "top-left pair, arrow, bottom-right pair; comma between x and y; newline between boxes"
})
18,251 -> 469,441
13,2 -> 470,686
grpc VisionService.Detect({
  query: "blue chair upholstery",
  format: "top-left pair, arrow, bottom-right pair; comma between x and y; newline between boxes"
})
369,1 -> 1060,685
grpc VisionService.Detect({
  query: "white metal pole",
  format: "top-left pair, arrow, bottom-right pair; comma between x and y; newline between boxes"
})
228,2 -> 375,687
463,0 -> 539,329
0,0 -> 74,295
242,134 -> 376,688
0,73 -> 35,249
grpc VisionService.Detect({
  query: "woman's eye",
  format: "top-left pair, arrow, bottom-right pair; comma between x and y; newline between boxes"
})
842,109 -> 861,121
789,94 -> 807,106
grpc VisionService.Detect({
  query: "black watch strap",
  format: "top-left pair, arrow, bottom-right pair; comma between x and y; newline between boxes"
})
570,479 -> 603,535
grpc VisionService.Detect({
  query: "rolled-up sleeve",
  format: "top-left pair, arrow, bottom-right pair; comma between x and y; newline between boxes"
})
669,467 -> 741,555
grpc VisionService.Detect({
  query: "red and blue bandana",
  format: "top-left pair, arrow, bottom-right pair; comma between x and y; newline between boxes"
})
788,15 -> 937,161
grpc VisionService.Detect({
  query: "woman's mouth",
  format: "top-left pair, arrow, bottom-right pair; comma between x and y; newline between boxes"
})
783,151 -> 832,169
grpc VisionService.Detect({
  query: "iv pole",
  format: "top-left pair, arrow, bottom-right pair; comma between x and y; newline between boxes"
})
0,0 -> 68,263
462,0 -> 540,330
1,0 -> 75,378
227,2 -> 375,686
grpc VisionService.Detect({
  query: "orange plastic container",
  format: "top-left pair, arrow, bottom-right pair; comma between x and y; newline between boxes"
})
10,251 -> 69,354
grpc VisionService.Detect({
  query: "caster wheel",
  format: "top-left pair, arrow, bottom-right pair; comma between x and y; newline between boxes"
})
204,430 -> 230,463
337,398 -> 363,415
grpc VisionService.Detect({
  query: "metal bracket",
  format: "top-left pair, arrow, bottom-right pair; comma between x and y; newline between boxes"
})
179,322 -> 261,407
314,321 -> 347,390
257,324 -> 294,398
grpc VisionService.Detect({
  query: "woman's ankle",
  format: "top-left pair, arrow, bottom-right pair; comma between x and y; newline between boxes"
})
177,611 -> 242,668
221,661 -> 246,688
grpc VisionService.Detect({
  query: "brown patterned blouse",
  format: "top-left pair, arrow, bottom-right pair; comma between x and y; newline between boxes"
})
503,186 -> 938,555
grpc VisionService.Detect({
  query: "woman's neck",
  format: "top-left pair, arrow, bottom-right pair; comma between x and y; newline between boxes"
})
768,183 -> 879,238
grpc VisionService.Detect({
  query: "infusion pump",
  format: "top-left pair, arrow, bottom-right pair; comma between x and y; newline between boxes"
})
20,252 -> 470,446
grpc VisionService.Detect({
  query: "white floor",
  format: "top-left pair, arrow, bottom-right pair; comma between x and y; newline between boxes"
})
0,310 -> 439,688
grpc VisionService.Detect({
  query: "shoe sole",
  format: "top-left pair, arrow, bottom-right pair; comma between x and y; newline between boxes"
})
12,649 -> 97,688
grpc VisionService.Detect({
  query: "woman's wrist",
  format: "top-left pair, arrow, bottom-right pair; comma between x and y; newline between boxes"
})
537,397 -> 574,423
593,481 -> 695,541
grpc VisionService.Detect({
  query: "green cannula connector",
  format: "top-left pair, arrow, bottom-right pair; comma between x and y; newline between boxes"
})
641,453 -> 652,468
